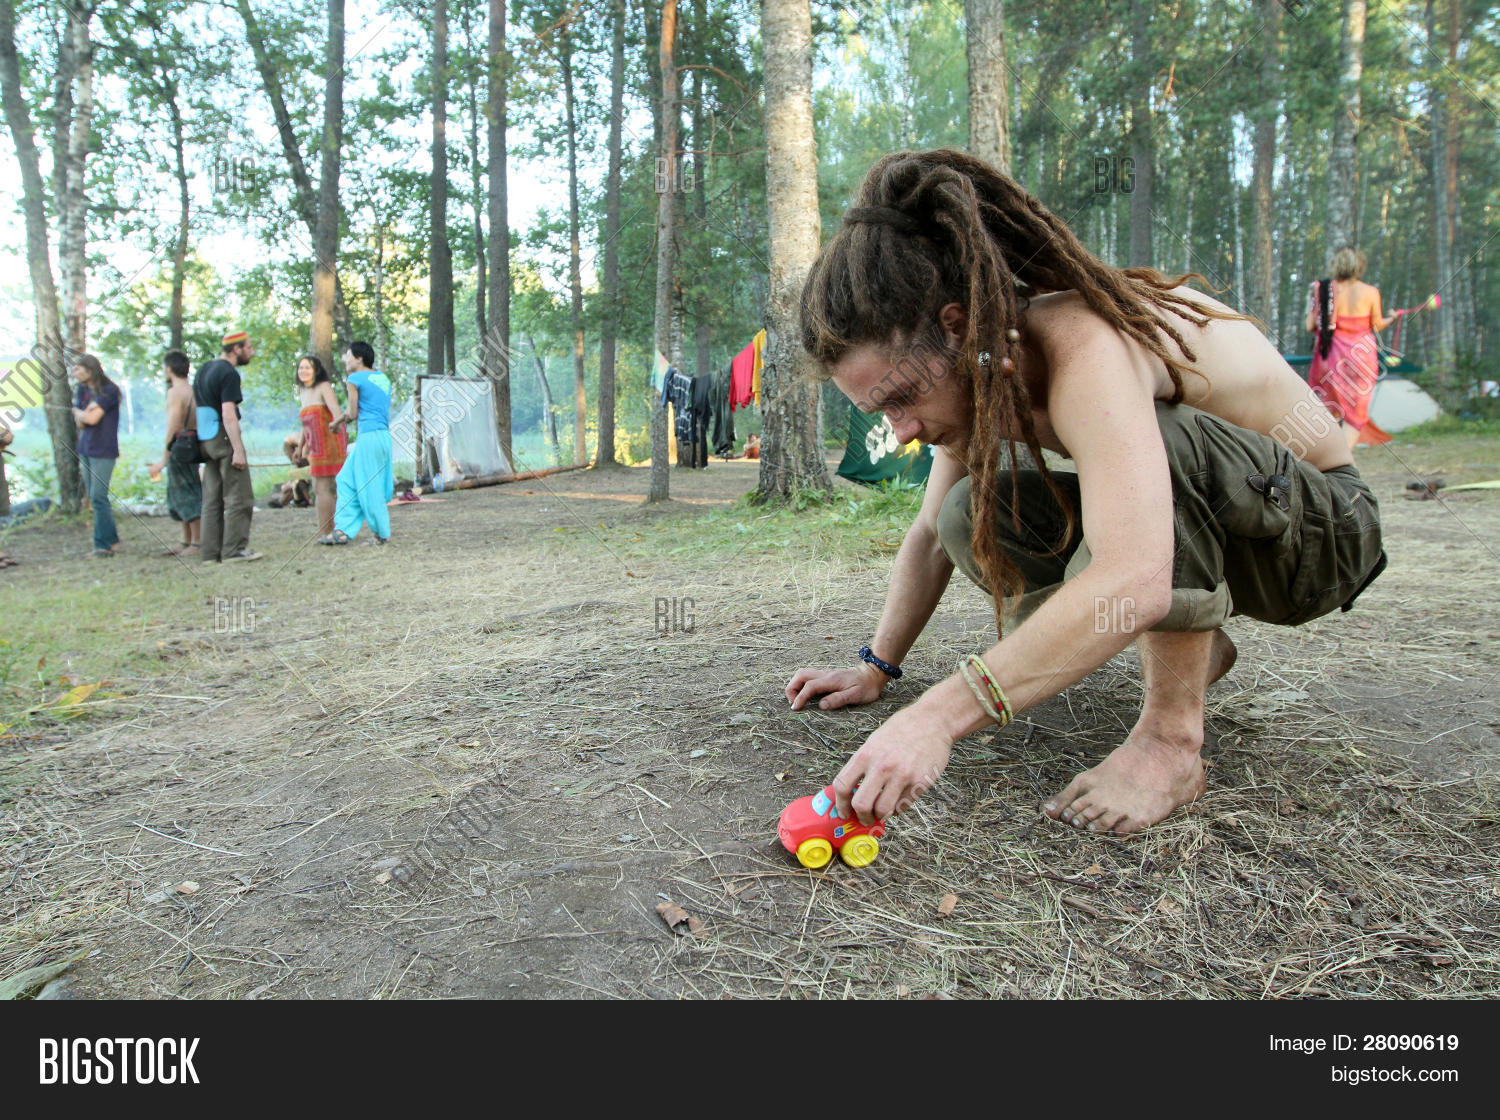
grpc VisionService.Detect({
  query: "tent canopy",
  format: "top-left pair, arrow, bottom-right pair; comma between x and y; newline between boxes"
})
391,377 -> 512,481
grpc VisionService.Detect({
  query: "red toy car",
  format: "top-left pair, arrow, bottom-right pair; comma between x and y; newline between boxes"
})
778,785 -> 885,869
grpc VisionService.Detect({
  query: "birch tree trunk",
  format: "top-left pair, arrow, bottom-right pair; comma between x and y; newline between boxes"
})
59,4 -> 92,355
308,0 -> 343,375
485,0 -> 512,464
0,0 -> 81,510
758,0 -> 830,500
647,0 -> 678,503
1326,0 -> 1365,250
964,0 -> 1010,174
429,0 -> 452,381
167,83 -> 189,349
595,0 -> 625,468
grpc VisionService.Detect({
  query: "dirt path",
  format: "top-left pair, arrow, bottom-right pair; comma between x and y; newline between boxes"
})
3,443 -> 1497,998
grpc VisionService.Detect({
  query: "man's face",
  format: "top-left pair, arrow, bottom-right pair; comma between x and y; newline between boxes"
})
233,341 -> 255,365
342,349 -> 359,373
831,336 -> 972,453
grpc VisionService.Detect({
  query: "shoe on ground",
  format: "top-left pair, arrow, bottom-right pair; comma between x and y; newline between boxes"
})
90,548 -> 115,559
223,549 -> 263,563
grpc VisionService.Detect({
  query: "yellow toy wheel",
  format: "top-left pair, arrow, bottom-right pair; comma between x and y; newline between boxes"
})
840,834 -> 879,868
796,837 -> 833,869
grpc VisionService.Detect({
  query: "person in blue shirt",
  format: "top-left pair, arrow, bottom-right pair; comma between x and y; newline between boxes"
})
328,340 -> 394,544
70,354 -> 122,557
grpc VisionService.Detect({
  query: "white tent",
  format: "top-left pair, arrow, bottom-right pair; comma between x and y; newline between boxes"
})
1369,377 -> 1442,433
391,377 -> 511,481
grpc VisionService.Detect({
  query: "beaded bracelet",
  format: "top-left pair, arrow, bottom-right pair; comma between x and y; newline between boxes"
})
957,654 -> 1013,727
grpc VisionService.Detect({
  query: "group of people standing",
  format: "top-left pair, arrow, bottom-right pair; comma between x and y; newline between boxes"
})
59,329 -> 395,562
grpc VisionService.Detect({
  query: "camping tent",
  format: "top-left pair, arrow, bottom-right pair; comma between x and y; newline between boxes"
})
1367,376 -> 1442,433
836,402 -> 933,487
390,376 -> 511,482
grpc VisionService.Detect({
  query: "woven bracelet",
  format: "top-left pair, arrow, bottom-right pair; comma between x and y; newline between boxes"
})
961,654 -> 1013,727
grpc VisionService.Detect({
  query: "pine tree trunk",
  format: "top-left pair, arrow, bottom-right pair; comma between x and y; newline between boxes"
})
595,0 -> 625,468
528,335 -> 559,452
429,0 -> 452,382
486,0 -> 512,464
236,0 -> 353,344
964,0 -> 1009,173
308,0 -> 343,375
1326,0 -> 1365,249
0,0 -> 81,511
647,0 -> 678,503
1427,0 -> 1456,374
562,32 -> 587,466
692,0 -> 710,385
374,220 -> 387,370
758,0 -> 830,500
463,2 -> 486,341
1250,0 -> 1279,331
1127,0 -> 1153,268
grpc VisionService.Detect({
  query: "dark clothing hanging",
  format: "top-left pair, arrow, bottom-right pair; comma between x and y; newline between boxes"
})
686,374 -> 711,469
710,365 -> 736,457
663,369 -> 699,467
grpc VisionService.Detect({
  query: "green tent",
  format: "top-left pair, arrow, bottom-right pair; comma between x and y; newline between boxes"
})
836,401 -> 934,487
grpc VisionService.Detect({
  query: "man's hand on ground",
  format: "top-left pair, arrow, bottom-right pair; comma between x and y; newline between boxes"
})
785,663 -> 887,711
832,705 -> 953,824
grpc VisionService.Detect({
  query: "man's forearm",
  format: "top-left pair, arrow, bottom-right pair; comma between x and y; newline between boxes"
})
223,410 -> 246,454
916,563 -> 1169,741
868,524 -> 954,670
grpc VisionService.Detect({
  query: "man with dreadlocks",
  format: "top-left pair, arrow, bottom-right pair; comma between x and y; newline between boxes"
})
785,150 -> 1386,836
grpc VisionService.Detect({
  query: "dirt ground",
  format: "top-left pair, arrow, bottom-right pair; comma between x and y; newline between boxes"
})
2,436 -> 1497,999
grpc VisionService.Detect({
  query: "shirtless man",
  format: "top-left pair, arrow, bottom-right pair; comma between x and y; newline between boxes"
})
786,149 -> 1385,836
151,349 -> 201,556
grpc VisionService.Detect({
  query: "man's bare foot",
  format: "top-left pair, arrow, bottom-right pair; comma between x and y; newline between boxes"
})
1040,628 -> 1235,834
1042,730 -> 1207,834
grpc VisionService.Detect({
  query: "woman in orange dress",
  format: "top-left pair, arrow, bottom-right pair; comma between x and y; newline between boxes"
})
295,355 -> 348,542
1305,247 -> 1400,451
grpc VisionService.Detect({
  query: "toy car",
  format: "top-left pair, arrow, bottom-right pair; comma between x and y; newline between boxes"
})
778,785 -> 885,869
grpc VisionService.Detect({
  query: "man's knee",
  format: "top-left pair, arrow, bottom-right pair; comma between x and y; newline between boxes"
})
936,477 -> 974,570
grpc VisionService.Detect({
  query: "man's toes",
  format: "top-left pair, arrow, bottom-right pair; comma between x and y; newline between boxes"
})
1043,776 -> 1091,820
1072,801 -> 1108,828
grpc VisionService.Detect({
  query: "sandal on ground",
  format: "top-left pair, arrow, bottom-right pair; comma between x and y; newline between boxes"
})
326,530 -> 352,545
0,555 -> 17,569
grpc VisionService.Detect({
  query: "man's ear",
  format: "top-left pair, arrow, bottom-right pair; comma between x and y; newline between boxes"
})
937,303 -> 967,349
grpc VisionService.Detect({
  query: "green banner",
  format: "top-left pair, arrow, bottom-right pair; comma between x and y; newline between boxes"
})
836,402 -> 934,487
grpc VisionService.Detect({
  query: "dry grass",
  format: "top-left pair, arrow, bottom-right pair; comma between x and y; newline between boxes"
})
2,441 -> 1497,998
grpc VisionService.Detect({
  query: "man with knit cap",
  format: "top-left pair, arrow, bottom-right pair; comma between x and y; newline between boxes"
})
194,330 -> 261,562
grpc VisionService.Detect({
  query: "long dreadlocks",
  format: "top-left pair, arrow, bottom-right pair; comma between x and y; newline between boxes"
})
800,149 -> 1240,635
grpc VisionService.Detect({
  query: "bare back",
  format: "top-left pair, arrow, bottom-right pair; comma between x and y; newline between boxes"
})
1025,287 -> 1353,472
165,379 -> 192,434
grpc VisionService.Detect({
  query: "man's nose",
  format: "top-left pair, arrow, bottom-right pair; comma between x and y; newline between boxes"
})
889,415 -> 920,443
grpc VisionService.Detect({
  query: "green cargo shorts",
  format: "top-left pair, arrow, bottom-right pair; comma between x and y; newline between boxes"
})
936,401 -> 1387,632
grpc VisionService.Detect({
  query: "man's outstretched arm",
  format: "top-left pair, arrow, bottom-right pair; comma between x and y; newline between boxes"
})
833,329 -> 1176,823
786,447 -> 964,711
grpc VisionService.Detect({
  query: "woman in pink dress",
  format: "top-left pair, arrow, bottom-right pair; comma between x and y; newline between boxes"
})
1305,247 -> 1399,450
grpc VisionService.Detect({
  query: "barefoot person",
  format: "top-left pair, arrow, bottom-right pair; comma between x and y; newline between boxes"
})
1304,247 -> 1398,451
150,349 -> 201,556
292,354 -> 347,543
327,341 -> 392,545
785,149 -> 1387,836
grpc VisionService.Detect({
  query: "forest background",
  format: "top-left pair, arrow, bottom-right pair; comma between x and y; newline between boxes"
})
1,0 -> 1495,509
